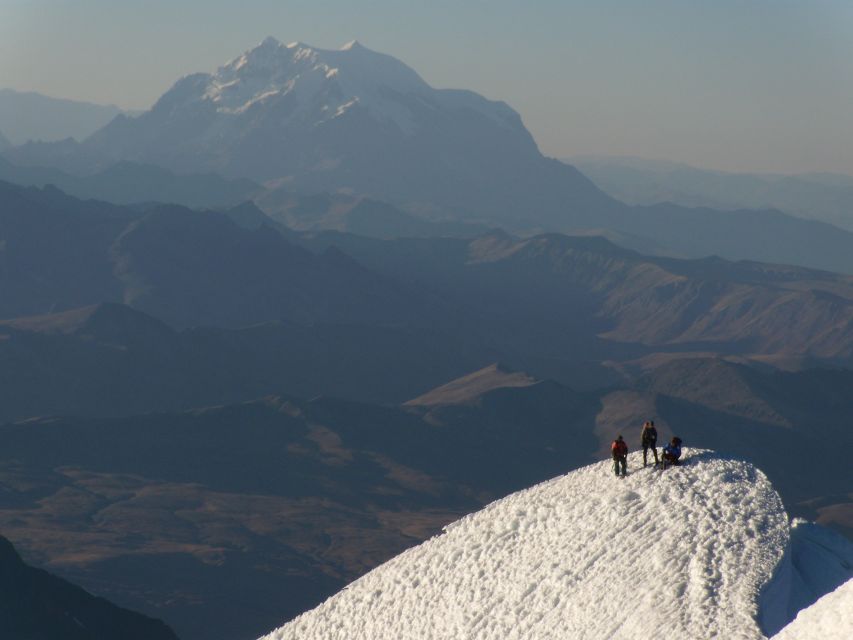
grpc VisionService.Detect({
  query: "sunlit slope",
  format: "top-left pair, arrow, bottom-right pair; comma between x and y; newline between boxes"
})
262,451 -> 792,640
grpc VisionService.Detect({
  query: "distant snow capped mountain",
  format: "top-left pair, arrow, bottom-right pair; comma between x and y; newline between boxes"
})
84,37 -> 611,226
261,452 -> 853,640
201,37 -> 434,130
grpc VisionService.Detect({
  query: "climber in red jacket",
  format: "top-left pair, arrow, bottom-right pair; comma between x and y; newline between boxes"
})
611,435 -> 628,477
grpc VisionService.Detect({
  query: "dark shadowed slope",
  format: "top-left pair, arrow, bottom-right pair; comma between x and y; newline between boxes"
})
0,383 -> 598,640
0,181 -> 133,319
0,535 -> 179,640
0,181 -> 447,329
306,231 -> 853,364
111,205 -> 445,329
0,303 -> 501,421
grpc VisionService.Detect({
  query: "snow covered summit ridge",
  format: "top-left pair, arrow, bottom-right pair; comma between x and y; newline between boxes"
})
262,450 -> 848,640
150,36 -> 519,137
188,37 -> 428,129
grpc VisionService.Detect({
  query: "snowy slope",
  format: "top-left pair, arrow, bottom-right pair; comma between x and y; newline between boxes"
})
770,578 -> 853,640
201,37 -> 437,132
261,450 -> 795,640
760,518 -> 853,635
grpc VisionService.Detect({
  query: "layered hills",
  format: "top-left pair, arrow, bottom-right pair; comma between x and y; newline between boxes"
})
0,88 -> 129,145
304,230 -> 853,364
5,181 -> 853,370
0,181 -> 440,328
0,157 -> 260,209
571,155 -> 853,232
0,302 -> 501,421
4,183 -> 853,432
6,40 -> 853,273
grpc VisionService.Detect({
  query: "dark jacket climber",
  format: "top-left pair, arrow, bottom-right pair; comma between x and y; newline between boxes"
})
641,420 -> 659,467
611,435 -> 628,477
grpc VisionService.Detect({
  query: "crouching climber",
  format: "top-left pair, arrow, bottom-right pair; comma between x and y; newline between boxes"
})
661,437 -> 683,469
611,435 -> 628,477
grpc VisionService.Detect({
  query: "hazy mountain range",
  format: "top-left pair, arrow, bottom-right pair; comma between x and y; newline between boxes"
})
0,156 -> 261,209
79,38 -> 610,229
5,40 -> 853,276
0,88 -> 134,145
571,154 -> 853,232
4,180 -> 853,369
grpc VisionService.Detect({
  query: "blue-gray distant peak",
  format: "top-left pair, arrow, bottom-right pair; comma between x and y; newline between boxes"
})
82,36 -> 601,227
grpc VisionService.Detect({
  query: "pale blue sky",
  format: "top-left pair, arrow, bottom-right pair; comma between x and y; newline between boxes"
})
1,0 -> 852,174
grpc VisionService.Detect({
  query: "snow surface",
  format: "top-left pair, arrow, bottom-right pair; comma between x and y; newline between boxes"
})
261,450 -> 796,640
178,36 -> 516,136
770,577 -> 853,640
760,517 -> 853,635
200,37 -> 429,132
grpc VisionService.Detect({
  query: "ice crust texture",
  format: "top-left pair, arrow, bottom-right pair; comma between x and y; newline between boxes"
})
262,451 -> 796,640
770,577 -> 853,639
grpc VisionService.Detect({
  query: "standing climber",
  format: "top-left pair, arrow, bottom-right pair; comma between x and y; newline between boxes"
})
641,420 -> 659,467
661,436 -> 683,469
611,435 -> 628,477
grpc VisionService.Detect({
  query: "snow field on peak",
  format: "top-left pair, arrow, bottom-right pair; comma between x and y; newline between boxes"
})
201,37 -> 430,132
770,577 -> 853,640
261,450 -> 789,640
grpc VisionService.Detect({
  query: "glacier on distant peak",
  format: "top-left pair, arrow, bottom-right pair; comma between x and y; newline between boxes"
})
80,36 -> 604,220
193,37 -> 431,132
260,450 -> 853,640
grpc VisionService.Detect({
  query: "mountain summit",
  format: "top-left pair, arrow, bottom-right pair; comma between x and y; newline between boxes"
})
261,452 -> 852,640
84,37 -> 611,225
193,37 -> 432,127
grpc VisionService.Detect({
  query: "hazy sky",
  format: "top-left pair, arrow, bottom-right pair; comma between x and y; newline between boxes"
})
2,0 -> 852,174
